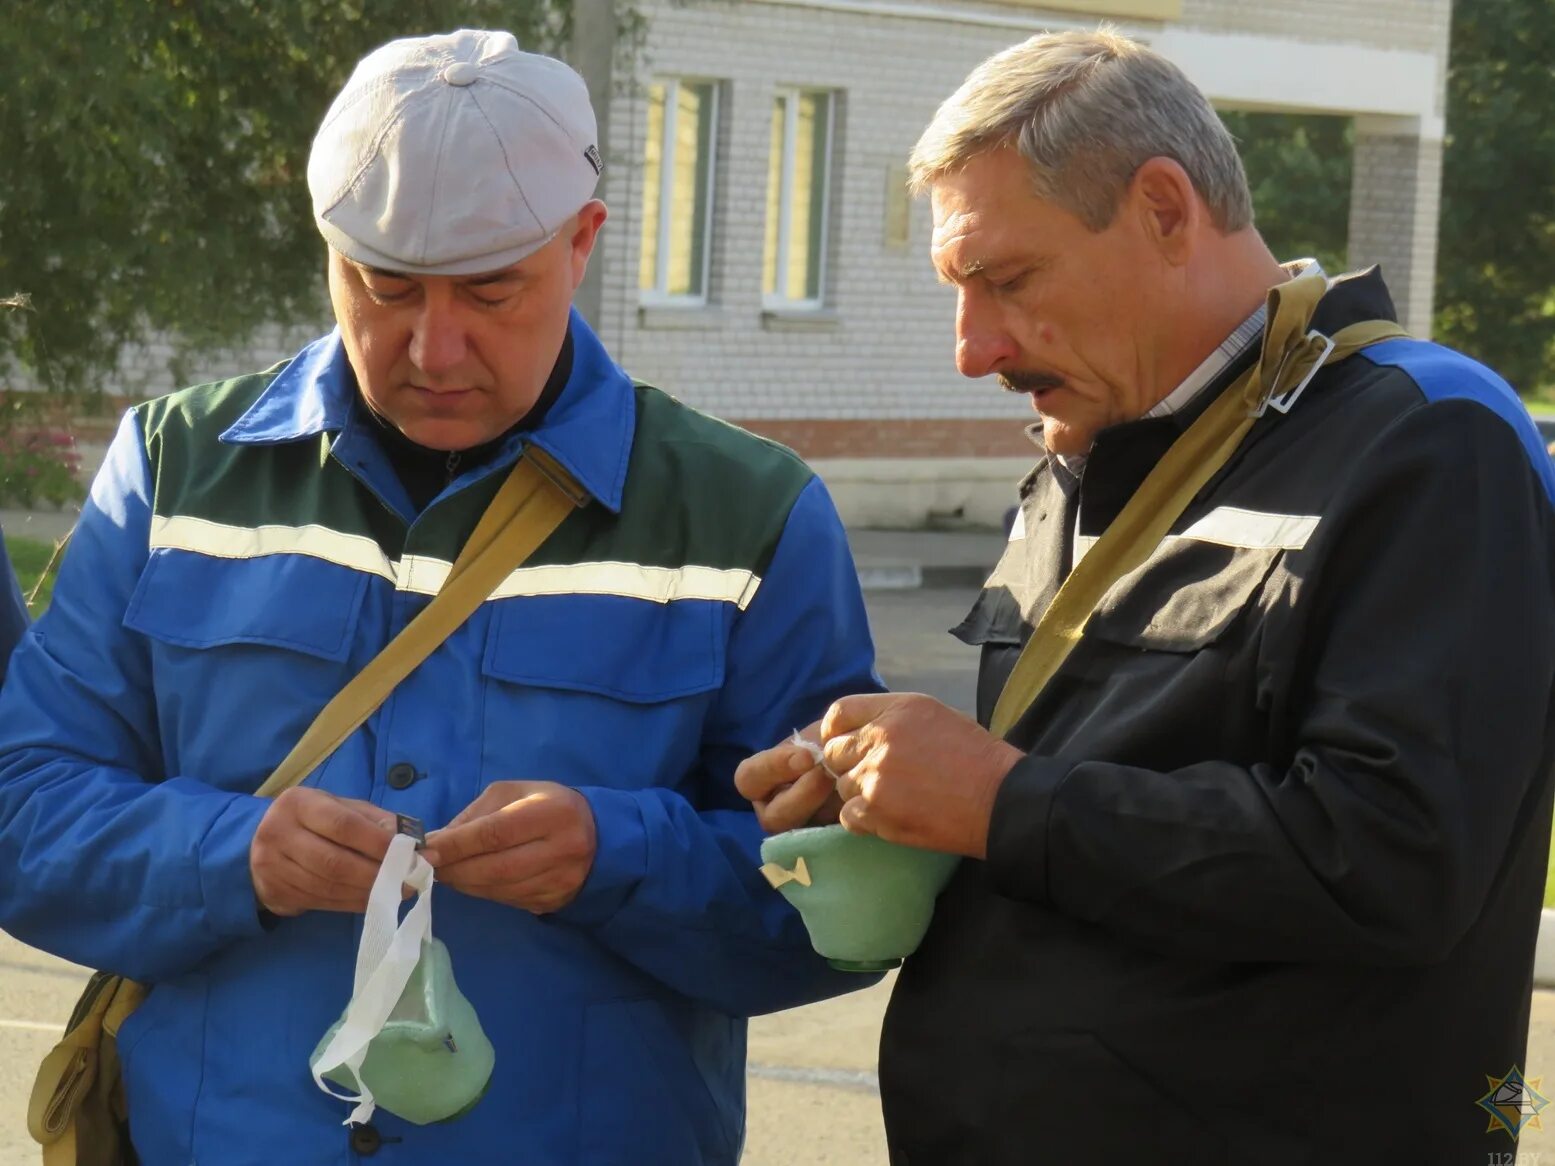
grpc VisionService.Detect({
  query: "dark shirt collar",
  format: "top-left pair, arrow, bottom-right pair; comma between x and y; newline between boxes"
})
367,332 -> 575,513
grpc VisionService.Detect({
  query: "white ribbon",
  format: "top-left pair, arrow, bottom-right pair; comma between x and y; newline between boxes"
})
789,731 -> 840,781
311,832 -> 435,1126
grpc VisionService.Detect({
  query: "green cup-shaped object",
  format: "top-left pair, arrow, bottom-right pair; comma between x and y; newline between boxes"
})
313,938 -> 496,1125
760,825 -> 961,972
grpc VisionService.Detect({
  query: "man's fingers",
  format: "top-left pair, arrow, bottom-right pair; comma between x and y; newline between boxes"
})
276,829 -> 385,895
252,792 -> 392,915
260,853 -> 370,915
295,793 -> 396,861
838,797 -> 874,837
428,786 -> 596,913
820,693 -> 908,741
442,781 -> 543,832
437,858 -> 579,914
822,731 -> 868,782
434,837 -> 556,891
254,863 -> 313,917
274,853 -> 373,910
755,767 -> 838,833
424,796 -> 548,866
734,743 -> 816,803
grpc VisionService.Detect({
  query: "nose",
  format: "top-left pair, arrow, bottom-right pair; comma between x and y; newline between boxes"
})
954,287 -> 1018,379
408,294 -> 469,378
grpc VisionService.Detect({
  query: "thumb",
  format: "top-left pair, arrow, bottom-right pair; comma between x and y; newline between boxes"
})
443,780 -> 548,831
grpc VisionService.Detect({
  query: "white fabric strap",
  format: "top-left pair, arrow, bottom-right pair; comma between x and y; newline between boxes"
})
310,833 -> 435,1125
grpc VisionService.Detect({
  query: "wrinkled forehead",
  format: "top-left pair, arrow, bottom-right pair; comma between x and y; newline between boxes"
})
928,151 -> 1038,234
928,181 -> 1030,281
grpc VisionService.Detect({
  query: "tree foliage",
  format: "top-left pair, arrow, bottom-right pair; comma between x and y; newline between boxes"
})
1224,1 -> 1555,396
1219,110 -> 1352,278
0,1 -> 564,393
1434,0 -> 1555,395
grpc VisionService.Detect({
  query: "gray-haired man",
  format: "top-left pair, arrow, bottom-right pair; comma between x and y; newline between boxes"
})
738,27 -> 1555,1163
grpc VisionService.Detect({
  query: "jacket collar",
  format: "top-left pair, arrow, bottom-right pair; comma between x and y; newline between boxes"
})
1068,265 -> 1401,533
221,308 -> 634,513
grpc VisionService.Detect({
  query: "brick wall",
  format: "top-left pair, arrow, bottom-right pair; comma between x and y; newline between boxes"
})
1181,0 -> 1449,58
1349,130 -> 1444,336
596,0 -> 1037,435
598,0 -> 1451,457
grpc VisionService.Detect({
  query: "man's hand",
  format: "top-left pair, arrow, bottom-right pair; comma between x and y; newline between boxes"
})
421,782 -> 597,913
249,787 -> 398,917
734,721 -> 844,834
820,693 -> 1023,858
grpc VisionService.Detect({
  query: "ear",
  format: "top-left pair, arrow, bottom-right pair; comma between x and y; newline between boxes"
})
1127,157 -> 1200,266
568,200 -> 610,289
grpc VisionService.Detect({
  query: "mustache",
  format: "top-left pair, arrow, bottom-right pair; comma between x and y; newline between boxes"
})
998,370 -> 1065,395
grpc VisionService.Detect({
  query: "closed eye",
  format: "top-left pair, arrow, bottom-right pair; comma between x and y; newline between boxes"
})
358,265 -> 417,304
361,276 -> 416,304
468,290 -> 517,309
464,276 -> 524,308
366,287 -> 414,305
988,269 -> 1031,294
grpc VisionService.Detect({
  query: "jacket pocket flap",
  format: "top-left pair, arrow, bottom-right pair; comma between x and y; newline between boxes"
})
952,585 -> 1027,649
1085,541 -> 1282,653
124,549 -> 367,662
484,593 -> 724,704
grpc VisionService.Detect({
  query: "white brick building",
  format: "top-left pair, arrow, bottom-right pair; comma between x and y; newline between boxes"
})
574,0 -> 1451,525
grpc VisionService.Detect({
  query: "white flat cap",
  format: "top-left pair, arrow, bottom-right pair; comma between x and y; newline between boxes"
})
308,29 -> 602,276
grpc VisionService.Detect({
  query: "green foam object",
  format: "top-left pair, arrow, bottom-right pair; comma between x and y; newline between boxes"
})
760,825 -> 961,972
311,938 -> 496,1125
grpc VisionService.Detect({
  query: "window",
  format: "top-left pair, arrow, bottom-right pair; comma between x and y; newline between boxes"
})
639,79 -> 719,304
763,90 -> 835,310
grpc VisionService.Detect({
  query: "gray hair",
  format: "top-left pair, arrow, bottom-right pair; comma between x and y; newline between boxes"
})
909,28 -> 1252,232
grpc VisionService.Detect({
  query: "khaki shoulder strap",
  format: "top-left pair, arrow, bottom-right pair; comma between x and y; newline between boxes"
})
989,275 -> 1407,739
255,445 -> 586,797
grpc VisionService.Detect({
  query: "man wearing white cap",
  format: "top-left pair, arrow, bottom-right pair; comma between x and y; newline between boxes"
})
0,29 -> 880,1163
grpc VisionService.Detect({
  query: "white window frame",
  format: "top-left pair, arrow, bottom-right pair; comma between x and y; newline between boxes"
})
639,78 -> 720,308
763,88 -> 836,313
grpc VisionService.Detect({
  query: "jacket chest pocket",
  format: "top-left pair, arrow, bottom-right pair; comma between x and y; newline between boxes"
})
123,549 -> 368,789
478,593 -> 728,791
1002,536 -> 1288,759
1045,538 -> 1286,759
1085,539 -> 1284,654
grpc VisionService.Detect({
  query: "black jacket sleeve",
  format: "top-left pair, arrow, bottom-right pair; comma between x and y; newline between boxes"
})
984,398 -> 1555,965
